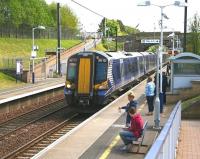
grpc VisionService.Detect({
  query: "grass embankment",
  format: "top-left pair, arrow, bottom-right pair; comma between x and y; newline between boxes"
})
182,95 -> 200,111
92,40 -> 124,52
0,72 -> 25,89
0,38 -> 81,89
0,38 -> 81,58
91,43 -> 107,52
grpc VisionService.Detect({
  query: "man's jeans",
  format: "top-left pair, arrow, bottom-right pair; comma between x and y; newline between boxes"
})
119,130 -> 136,145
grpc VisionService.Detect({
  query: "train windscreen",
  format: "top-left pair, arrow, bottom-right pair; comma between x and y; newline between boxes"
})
95,62 -> 107,83
67,63 -> 76,81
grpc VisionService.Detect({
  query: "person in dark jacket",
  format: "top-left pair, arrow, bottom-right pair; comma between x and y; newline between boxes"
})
154,72 -> 168,112
119,107 -> 144,151
162,72 -> 168,105
166,62 -> 171,76
119,91 -> 138,127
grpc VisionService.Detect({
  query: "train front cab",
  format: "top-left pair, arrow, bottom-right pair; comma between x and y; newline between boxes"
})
64,52 -> 109,108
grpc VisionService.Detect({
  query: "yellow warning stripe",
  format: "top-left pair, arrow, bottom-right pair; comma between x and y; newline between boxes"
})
99,102 -> 145,159
99,135 -> 120,159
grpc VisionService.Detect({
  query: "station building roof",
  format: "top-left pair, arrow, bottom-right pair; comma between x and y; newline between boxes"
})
169,52 -> 200,63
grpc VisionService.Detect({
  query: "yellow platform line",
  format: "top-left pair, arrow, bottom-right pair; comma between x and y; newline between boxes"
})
99,102 -> 145,159
99,135 -> 121,159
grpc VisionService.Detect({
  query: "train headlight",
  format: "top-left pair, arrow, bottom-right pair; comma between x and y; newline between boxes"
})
99,85 -> 108,89
66,84 -> 71,88
95,81 -> 108,90
65,81 -> 75,89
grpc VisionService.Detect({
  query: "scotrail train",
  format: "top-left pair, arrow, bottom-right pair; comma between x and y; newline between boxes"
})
64,51 -> 167,111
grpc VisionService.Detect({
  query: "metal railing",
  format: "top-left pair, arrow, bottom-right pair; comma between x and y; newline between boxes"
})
145,101 -> 181,159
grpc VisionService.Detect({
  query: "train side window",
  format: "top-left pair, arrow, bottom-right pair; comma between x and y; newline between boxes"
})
139,57 -> 144,71
128,59 -> 133,73
112,61 -> 121,83
134,58 -> 138,75
67,63 -> 76,81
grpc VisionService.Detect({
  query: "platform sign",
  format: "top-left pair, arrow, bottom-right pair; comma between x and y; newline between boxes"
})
31,51 -> 37,58
141,39 -> 160,44
16,59 -> 23,75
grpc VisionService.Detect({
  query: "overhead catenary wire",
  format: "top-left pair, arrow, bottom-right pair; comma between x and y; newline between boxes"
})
71,0 -> 105,18
71,0 -> 108,37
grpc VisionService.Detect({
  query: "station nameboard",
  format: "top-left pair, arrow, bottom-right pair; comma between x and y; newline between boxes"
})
141,39 -> 160,44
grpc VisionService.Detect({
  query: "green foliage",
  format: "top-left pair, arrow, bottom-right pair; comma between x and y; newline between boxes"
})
106,19 -> 120,37
102,38 -> 123,51
187,13 -> 200,55
0,0 -> 78,35
182,95 -> 200,111
91,43 -> 107,51
146,45 -> 159,53
61,5 -> 78,30
48,2 -> 78,31
146,45 -> 168,53
48,2 -> 57,27
7,0 -> 23,27
98,18 -> 140,36
117,20 -> 125,32
124,25 -> 140,34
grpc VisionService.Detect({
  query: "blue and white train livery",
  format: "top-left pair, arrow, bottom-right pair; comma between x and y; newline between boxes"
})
64,51 -> 160,109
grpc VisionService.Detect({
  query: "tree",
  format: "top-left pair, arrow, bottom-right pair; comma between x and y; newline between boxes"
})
188,13 -> 200,54
21,0 -> 54,27
98,18 -> 140,36
0,0 -> 79,38
0,1 -> 5,25
124,26 -> 140,34
48,2 -> 57,27
61,5 -> 78,30
49,2 -> 79,33
7,0 -> 23,28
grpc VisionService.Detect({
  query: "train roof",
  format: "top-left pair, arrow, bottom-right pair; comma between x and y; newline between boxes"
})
69,51 -> 154,60
103,51 -> 144,59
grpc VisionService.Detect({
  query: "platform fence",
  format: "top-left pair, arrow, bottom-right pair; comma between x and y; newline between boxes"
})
145,101 -> 181,159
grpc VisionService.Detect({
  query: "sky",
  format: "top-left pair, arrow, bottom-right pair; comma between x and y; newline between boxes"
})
45,0 -> 200,33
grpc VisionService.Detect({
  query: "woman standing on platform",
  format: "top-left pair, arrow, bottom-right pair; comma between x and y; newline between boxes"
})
145,77 -> 155,115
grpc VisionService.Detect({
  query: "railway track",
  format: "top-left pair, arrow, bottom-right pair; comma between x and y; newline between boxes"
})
3,113 -> 90,159
0,101 -> 75,158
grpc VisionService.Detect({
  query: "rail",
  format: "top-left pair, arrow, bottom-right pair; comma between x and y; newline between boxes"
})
145,101 -> 181,159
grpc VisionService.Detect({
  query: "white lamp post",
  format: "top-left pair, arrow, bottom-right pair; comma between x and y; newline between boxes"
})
168,31 -> 175,55
138,1 -> 187,128
31,25 -> 45,84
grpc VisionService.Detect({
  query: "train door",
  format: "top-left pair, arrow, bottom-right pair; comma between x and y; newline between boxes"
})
77,55 -> 94,104
78,58 -> 90,94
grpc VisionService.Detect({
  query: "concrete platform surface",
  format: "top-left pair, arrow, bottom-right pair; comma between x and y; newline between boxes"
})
0,77 -> 65,103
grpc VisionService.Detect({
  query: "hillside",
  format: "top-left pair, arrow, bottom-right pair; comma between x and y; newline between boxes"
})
0,72 -> 25,89
0,38 -> 81,58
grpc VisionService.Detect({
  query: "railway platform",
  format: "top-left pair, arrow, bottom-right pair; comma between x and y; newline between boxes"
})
32,78 -> 174,159
0,77 -> 65,103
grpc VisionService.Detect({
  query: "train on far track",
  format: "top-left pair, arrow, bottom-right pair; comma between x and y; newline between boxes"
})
64,50 -> 168,111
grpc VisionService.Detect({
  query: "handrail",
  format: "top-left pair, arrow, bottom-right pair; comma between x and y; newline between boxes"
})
145,101 -> 181,159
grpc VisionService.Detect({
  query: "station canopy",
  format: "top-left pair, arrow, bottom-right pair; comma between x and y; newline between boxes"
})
169,52 -> 200,75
